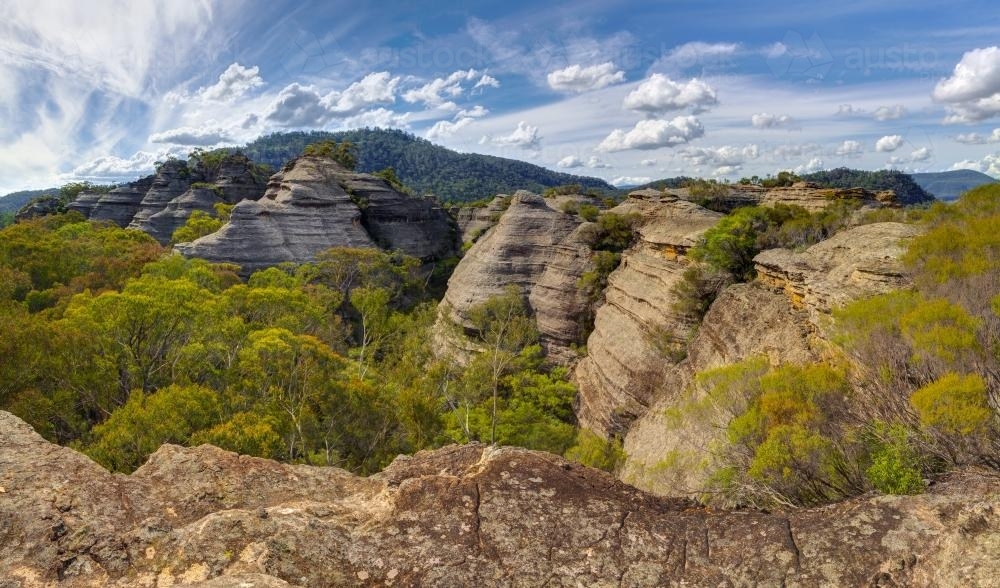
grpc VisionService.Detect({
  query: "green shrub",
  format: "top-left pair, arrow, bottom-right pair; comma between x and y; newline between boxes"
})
578,204 -> 600,222
565,429 -> 626,473
864,423 -> 925,495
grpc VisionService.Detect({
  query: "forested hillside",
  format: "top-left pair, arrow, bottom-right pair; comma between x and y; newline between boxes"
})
801,167 -> 934,204
240,128 -> 614,202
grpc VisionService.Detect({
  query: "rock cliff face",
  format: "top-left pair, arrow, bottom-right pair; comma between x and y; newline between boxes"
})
573,195 -> 722,435
449,196 -> 509,243
127,160 -> 196,233
78,176 -> 155,227
621,222 -> 921,496
754,221 -> 922,323
437,192 -> 592,363
66,154 -> 268,244
174,157 -> 455,276
2,410 -> 998,587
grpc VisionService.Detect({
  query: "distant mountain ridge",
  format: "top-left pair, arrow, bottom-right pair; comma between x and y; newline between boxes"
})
0,188 -> 56,214
616,168 -> 936,206
240,129 -> 614,202
910,169 -> 996,201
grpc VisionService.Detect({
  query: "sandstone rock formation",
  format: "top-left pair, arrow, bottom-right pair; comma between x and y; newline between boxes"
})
572,195 -> 722,436
449,195 -> 510,243
621,222 -> 922,497
77,176 -> 155,227
142,187 -> 229,245
754,221 -> 922,323
436,192 -> 594,364
127,159 -> 196,233
14,196 -> 62,221
1,410 -> 998,587
174,157 -> 455,276
66,154 -> 268,245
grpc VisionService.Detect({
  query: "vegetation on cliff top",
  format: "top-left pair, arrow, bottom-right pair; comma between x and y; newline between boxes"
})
665,184 -> 1000,507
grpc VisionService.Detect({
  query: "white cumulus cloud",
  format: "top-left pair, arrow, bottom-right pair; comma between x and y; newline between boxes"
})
404,69 -> 486,107
949,153 -> 1000,177
794,157 -> 825,174
875,134 -> 905,152
70,151 -> 163,180
835,140 -> 864,157
264,72 -> 400,127
148,126 -> 234,146
751,113 -> 796,129
198,63 -> 264,102
483,121 -> 542,149
933,47 -> 1000,123
557,155 -> 583,168
611,176 -> 653,187
597,116 -> 705,152
954,128 -> 1000,144
679,144 -> 759,167
872,104 -> 907,121
623,74 -> 717,115
547,62 -> 625,92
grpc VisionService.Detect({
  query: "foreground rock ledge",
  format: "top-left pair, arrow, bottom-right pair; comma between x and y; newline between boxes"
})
1,411 -> 998,587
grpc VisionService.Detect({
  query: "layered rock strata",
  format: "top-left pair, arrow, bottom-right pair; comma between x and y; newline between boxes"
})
572,195 -> 722,435
621,222 -> 921,496
175,157 -> 455,276
437,192 -> 592,363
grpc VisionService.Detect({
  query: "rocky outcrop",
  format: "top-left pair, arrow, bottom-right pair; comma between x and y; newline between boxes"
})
2,410 -> 999,587
210,153 -> 268,203
143,187 -> 228,245
573,195 -> 722,436
621,283 -> 821,495
449,196 -> 510,243
127,160 -> 195,233
342,175 -> 456,261
82,176 -> 155,227
621,222 -> 922,497
14,196 -> 61,221
175,157 -> 455,276
754,221 -> 921,323
436,192 -> 593,363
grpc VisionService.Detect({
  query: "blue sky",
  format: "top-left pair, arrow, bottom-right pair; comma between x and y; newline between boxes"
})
2,0 -> 1000,194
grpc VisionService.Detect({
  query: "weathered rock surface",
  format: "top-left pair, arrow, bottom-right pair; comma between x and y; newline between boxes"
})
14,196 -> 62,221
175,157 -> 455,276
437,191 -> 592,363
573,195 -> 722,436
2,410 -> 999,587
81,176 -> 155,227
621,283 -> 821,495
449,196 -> 509,243
436,192 -> 593,363
127,160 -> 196,233
621,222 -> 922,497
754,221 -> 921,324
142,187 -> 228,245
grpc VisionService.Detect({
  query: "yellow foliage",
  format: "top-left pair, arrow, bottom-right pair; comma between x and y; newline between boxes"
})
910,373 -> 992,436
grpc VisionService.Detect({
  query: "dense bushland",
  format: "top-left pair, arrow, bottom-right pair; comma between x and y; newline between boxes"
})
0,214 -> 607,474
